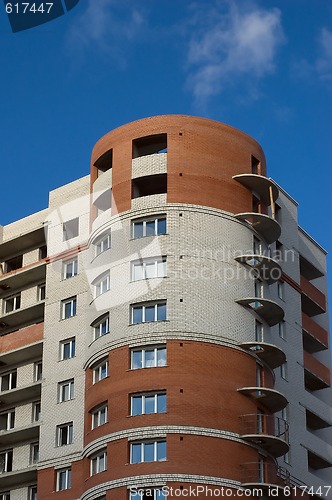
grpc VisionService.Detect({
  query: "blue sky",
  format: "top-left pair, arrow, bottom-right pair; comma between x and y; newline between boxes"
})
0,0 -> 331,295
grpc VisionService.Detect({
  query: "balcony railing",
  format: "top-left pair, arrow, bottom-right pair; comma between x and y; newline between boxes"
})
240,414 -> 289,457
241,461 -> 290,489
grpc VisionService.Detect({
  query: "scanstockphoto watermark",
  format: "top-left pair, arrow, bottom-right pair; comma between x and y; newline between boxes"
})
130,485 -> 283,497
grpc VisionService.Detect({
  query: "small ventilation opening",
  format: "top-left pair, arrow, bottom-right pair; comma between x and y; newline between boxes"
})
94,149 -> 113,176
132,174 -> 167,199
132,134 -> 167,158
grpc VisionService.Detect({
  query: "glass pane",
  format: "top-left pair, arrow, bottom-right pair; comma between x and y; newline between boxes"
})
145,305 -> 155,322
156,441 -> 166,460
132,396 -> 142,416
157,303 -> 166,321
157,348 -> 166,366
145,261 -> 155,279
144,395 -> 155,414
157,393 -> 166,413
100,407 -> 107,424
131,443 -> 141,463
157,259 -> 166,277
133,264 -> 143,281
100,363 -> 107,379
145,350 -> 155,367
157,217 -> 166,234
146,220 -> 155,236
63,343 -> 70,359
133,307 -> 142,324
133,222 -> 143,239
144,442 -> 154,462
132,351 -> 142,369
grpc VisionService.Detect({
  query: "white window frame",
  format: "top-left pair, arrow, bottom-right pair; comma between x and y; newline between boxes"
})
131,301 -> 166,324
132,215 -> 166,239
131,256 -> 167,281
34,361 -> 42,382
93,359 -> 108,384
58,379 -> 74,403
131,392 -> 166,416
4,293 -> 21,314
94,233 -> 111,256
91,403 -> 108,429
61,296 -> 77,319
0,409 -> 15,431
94,272 -> 110,298
131,346 -> 166,370
57,422 -> 73,446
30,442 -> 39,464
0,449 -> 13,473
92,314 -> 110,340
32,401 -> 41,422
56,467 -> 71,491
60,337 -> 76,360
0,370 -> 17,392
130,440 -> 166,464
37,283 -> 46,301
63,257 -> 78,279
90,449 -> 107,475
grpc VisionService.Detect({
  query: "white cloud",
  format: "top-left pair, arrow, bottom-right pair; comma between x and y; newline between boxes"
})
316,28 -> 332,81
186,1 -> 285,104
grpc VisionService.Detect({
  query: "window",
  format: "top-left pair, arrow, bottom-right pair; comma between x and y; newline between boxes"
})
131,346 -> 166,370
131,257 -> 167,281
93,359 -> 108,383
4,255 -> 23,273
56,468 -> 71,491
60,338 -> 76,360
0,450 -> 13,473
280,362 -> 288,380
4,293 -> 21,313
131,302 -> 166,324
278,281 -> 284,300
255,321 -> 263,342
132,216 -> 166,239
58,379 -> 74,402
133,134 -> 167,158
63,258 -> 78,279
90,449 -> 107,475
94,233 -> 111,256
34,362 -> 42,382
130,440 -> 166,463
0,492 -> 10,500
131,392 -> 166,416
130,490 -> 164,500
30,443 -> 39,464
275,204 -> 282,224
0,410 -> 15,431
92,314 -> 110,340
253,236 -> 262,255
32,402 -> 41,422
63,218 -> 79,241
91,403 -> 108,429
57,422 -> 73,446
28,486 -> 37,500
254,280 -> 264,298
275,241 -> 283,262
37,284 -> 46,301
279,321 -> 286,339
93,272 -> 110,298
251,156 -> 261,175
0,370 -> 17,391
61,297 -> 77,319
39,245 -> 47,259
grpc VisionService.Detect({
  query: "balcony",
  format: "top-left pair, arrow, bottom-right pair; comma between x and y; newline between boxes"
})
306,409 -> 331,431
0,226 -> 46,262
0,303 -> 44,336
234,213 -> 281,245
241,461 -> 290,494
239,342 -> 286,369
302,313 -> 329,353
0,466 -> 37,489
308,449 -> 332,470
238,387 -> 288,413
0,422 -> 39,446
233,174 -> 279,206
236,298 -> 284,326
0,261 -> 46,298
235,254 -> 282,284
0,324 -> 43,366
0,381 -> 41,406
301,276 -> 326,316
240,414 -> 289,457
304,351 -> 330,391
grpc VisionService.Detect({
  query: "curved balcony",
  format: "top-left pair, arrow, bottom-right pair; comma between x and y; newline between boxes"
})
239,342 -> 286,369
234,213 -> 281,245
241,461 -> 290,494
240,414 -> 289,457
235,254 -> 282,284
236,298 -> 284,326
237,387 -> 288,413
233,174 -> 279,205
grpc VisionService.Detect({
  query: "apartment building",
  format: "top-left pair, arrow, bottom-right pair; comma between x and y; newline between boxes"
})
0,115 -> 331,500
